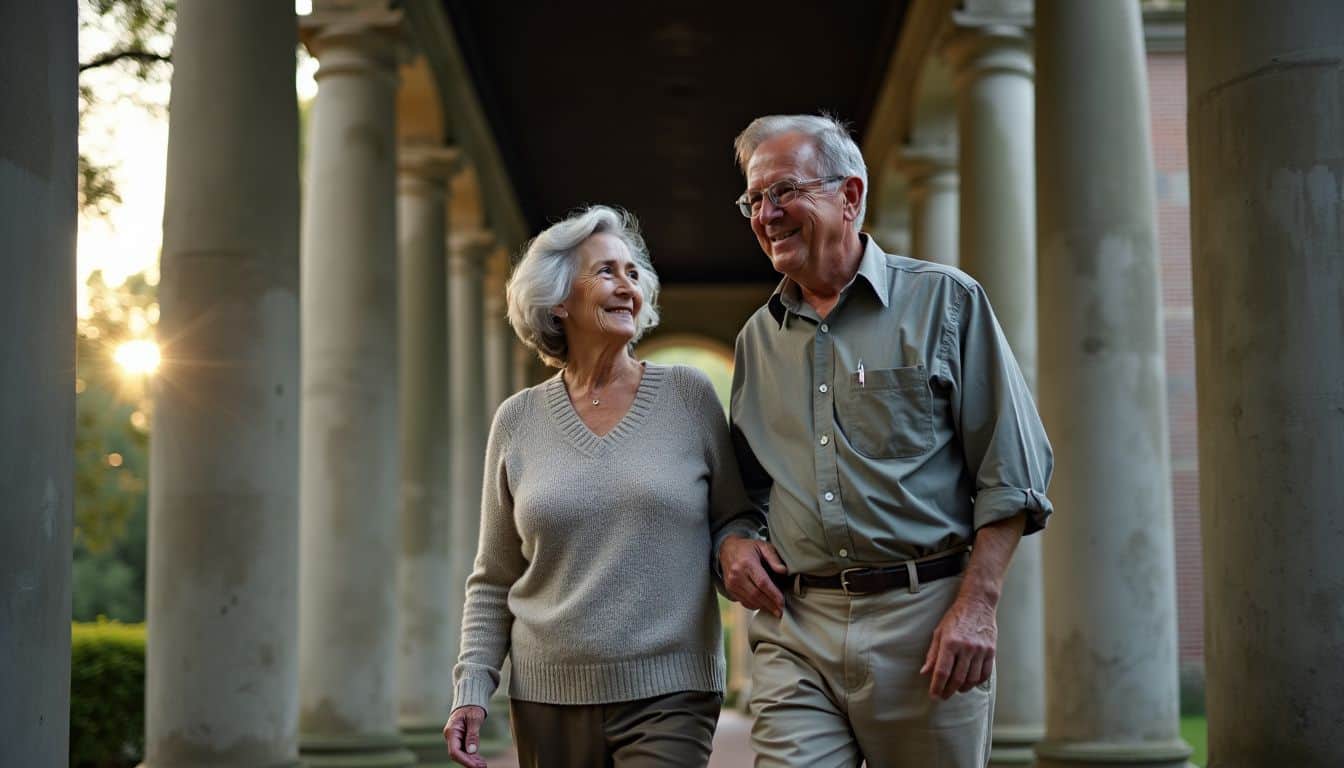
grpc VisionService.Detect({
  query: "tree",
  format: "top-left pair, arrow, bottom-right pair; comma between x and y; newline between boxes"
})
78,0 -> 175,215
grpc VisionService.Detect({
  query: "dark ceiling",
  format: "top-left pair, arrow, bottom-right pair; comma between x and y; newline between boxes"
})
444,1 -> 908,284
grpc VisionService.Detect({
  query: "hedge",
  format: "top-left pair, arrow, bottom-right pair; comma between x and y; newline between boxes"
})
71,619 -> 144,768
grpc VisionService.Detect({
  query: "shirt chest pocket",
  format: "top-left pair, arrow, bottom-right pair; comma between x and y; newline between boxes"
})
834,364 -> 935,459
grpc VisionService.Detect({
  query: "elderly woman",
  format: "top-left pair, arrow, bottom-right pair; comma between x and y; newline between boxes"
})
443,205 -> 756,768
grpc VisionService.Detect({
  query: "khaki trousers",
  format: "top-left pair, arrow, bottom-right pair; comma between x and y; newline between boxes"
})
748,575 -> 994,767
509,689 -> 721,768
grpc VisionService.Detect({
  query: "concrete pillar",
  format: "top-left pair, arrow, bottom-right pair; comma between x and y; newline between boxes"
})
511,340 -> 535,393
0,2 -> 76,765
1034,3 -> 1190,766
145,3 -> 301,766
483,246 -> 512,418
298,11 -> 412,768
446,226 -> 494,663
395,144 -> 459,765
895,147 -> 959,266
1187,3 -> 1344,765
944,20 -> 1041,765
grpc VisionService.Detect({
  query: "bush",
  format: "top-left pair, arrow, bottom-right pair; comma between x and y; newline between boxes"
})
71,619 -> 145,768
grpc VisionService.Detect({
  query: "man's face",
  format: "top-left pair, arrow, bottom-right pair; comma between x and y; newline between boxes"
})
744,131 -> 850,277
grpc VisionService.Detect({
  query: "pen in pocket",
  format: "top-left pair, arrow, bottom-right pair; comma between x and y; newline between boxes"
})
857,358 -> 865,387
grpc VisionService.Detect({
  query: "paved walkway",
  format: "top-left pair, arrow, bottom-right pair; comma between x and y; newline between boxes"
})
484,709 -> 756,768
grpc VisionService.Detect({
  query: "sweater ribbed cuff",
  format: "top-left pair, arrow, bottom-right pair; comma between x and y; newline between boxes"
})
452,673 -> 498,713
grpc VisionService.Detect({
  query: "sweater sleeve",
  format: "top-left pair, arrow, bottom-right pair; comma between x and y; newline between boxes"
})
451,392 -> 528,713
675,367 -> 765,593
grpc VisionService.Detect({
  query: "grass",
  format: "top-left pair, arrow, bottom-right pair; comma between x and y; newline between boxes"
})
1181,715 -> 1208,766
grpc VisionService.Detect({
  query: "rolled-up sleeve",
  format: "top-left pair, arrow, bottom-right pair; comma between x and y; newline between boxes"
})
948,283 -> 1054,535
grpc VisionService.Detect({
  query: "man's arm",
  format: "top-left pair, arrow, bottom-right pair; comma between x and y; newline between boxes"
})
920,511 -> 1024,699
921,280 -> 1054,699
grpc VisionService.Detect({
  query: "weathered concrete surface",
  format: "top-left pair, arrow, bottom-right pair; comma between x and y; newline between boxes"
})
395,145 -> 456,764
1035,2 -> 1190,766
299,14 -> 412,768
0,2 -> 76,766
1188,2 -> 1344,765
145,2 -> 301,767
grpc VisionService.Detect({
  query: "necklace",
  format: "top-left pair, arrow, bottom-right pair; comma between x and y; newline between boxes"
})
566,359 -> 642,409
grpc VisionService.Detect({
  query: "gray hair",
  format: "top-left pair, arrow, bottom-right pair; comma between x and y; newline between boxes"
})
506,204 -> 661,369
733,113 -> 869,230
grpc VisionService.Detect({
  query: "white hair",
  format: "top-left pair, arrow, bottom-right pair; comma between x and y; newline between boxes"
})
506,204 -> 661,369
733,112 -> 869,230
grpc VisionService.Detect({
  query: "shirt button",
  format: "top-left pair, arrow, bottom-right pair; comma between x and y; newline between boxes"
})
838,548 -> 849,558
819,435 -> 830,446
819,384 -> 829,393
824,491 -> 835,502
820,323 -> 829,333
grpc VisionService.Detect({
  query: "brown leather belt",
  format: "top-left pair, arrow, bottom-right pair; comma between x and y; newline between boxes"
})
773,549 -> 968,596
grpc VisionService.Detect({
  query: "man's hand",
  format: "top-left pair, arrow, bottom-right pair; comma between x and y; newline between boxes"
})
719,534 -> 788,617
920,593 -> 997,699
919,512 -> 1024,699
443,705 -> 488,768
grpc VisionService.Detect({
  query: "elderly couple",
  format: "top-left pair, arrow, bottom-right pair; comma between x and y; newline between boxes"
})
441,113 -> 1053,768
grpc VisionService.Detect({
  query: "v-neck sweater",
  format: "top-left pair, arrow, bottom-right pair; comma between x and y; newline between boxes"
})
452,363 -> 758,710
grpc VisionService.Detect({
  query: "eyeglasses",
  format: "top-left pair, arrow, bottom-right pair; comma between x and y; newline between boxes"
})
735,175 -> 846,218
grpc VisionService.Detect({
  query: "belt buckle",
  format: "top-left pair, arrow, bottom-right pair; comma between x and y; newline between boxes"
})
839,567 -> 865,596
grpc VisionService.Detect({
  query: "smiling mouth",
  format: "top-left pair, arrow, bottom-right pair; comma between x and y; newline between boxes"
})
604,307 -> 633,317
769,228 -> 800,243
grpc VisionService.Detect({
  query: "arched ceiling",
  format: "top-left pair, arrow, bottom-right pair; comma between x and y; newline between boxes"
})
441,0 -> 909,283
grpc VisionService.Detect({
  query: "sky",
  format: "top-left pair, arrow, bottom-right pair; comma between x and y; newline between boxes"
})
76,2 -> 318,317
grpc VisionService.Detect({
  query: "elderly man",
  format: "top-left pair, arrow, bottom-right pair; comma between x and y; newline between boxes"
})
716,113 -> 1053,767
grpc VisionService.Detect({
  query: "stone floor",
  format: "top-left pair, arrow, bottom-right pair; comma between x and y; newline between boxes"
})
484,708 -> 755,768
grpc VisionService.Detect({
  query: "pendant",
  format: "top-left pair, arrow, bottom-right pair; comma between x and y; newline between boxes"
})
592,399 -> 601,406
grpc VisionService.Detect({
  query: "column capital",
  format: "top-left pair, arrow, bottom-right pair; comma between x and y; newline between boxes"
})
942,19 -> 1033,87
397,144 -> 463,196
449,230 -> 496,266
894,144 -> 959,193
300,8 -> 404,79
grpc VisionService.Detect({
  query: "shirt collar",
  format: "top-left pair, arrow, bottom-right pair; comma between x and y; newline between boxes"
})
766,234 -> 892,327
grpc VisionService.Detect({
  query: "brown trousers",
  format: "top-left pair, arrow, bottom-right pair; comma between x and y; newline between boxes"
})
509,689 -> 722,768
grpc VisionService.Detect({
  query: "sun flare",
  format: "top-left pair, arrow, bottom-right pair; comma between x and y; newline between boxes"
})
114,339 -> 161,376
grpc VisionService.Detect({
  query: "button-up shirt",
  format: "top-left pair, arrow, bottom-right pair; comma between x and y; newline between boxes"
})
729,235 -> 1053,575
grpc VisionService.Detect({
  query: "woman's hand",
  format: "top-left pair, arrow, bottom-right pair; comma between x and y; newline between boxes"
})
443,705 -> 488,768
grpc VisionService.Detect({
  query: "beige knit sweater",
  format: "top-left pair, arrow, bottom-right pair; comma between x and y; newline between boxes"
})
452,363 -> 758,711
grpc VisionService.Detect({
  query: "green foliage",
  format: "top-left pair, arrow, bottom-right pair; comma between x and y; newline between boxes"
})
73,271 -> 156,621
70,620 -> 146,768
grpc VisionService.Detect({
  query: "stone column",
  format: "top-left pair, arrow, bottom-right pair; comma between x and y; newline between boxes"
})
298,11 -> 413,768
512,340 -> 535,393
944,20 -> 1042,765
0,3 -> 75,765
1188,2 -> 1344,765
483,246 -> 512,419
446,226 -> 494,662
395,144 -> 459,765
145,3 -> 301,766
895,146 -> 959,266
1034,2 -> 1190,766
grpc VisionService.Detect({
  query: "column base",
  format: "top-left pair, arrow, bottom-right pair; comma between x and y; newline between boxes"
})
299,732 -> 415,768
1034,738 -> 1193,768
400,723 -> 451,767
991,724 -> 1045,765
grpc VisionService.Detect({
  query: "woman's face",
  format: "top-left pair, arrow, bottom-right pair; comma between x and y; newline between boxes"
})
557,232 -> 644,344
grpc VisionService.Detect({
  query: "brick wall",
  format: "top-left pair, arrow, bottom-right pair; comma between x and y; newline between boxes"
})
1147,51 -> 1203,664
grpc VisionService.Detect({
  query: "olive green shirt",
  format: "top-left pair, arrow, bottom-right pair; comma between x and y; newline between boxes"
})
729,235 -> 1053,575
